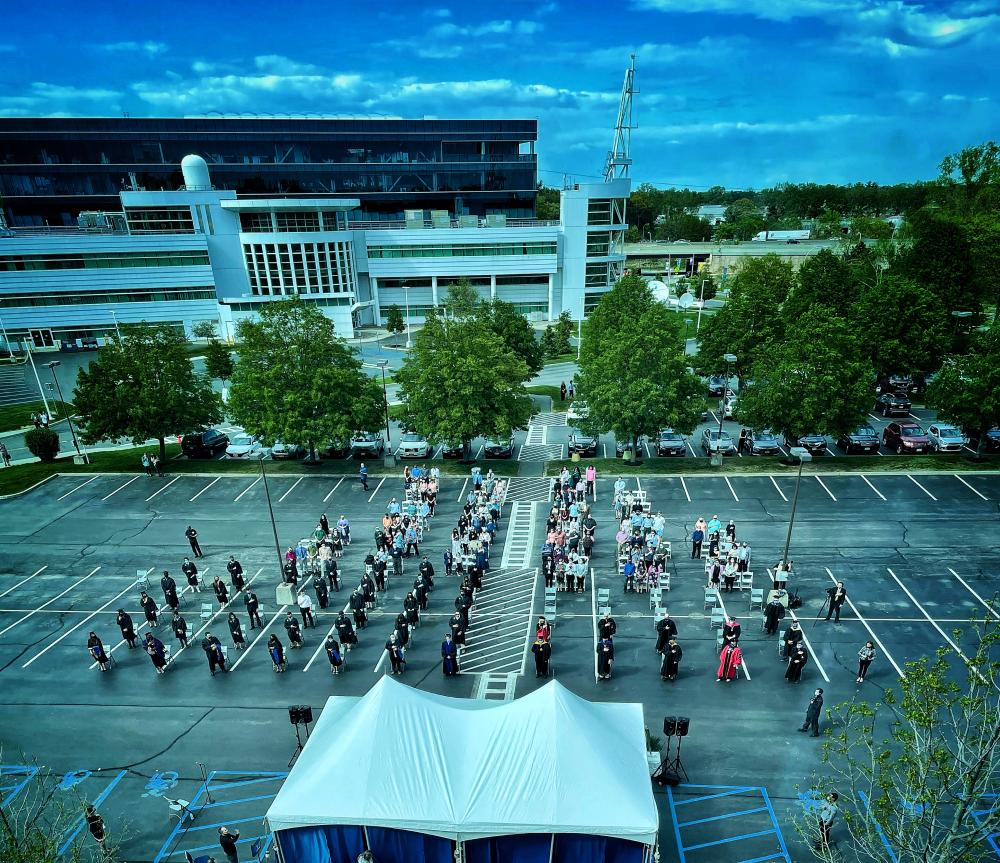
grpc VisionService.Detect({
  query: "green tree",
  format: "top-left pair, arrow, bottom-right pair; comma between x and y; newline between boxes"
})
74,325 -> 222,460
576,274 -> 704,452
203,340 -> 235,385
798,620 -> 1000,863
926,324 -> 1000,455
540,325 -> 564,359
849,215 -> 895,242
812,207 -> 845,239
734,307 -> 874,443
384,304 -> 406,338
782,248 -> 855,323
695,255 -> 794,380
851,276 -> 951,377
190,320 -> 217,340
724,197 -> 759,223
536,184 -> 561,221
396,313 -> 533,458
478,299 -> 543,376
965,215 -> 1000,322
554,311 -> 576,353
24,427 -> 59,462
443,279 -> 481,319
895,209 -> 975,306
937,140 -> 1000,216
228,298 -> 382,460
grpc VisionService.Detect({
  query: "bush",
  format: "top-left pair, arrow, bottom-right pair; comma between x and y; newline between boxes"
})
24,427 -> 59,462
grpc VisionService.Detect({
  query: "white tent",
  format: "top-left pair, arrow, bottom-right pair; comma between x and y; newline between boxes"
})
265,676 -> 658,845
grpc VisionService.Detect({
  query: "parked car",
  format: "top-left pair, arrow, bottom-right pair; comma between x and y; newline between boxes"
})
746,429 -> 781,455
615,436 -> 645,457
797,433 -> 828,455
707,376 -> 727,397
441,441 -> 464,459
968,427 -> 1000,453
398,432 -> 431,459
701,428 -> 736,455
350,431 -> 385,457
875,392 -> 912,417
271,441 -> 306,460
566,401 -> 589,424
837,425 -> 880,454
320,440 -> 351,459
568,433 -> 598,457
181,428 -> 230,459
225,434 -> 263,459
483,435 -> 515,459
926,424 -> 967,452
723,395 -> 738,419
877,373 -> 922,395
655,428 -> 687,457
882,421 -> 930,454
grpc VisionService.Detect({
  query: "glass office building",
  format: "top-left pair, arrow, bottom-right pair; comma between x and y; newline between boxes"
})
0,118 -> 538,227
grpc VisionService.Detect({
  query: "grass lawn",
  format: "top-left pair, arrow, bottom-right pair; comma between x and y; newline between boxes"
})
542,352 -> 577,364
527,386 -> 574,410
0,401 -> 73,434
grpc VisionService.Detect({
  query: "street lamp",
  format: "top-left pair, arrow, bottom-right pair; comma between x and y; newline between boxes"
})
45,360 -> 88,463
377,359 -> 394,466
402,282 -> 413,348
718,353 -> 737,441
257,453 -> 284,583
684,318 -> 693,350
780,447 -> 813,567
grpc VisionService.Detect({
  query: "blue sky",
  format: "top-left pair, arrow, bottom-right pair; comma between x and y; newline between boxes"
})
1,0 -> 997,189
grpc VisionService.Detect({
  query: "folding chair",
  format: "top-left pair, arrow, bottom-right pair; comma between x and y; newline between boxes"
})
748,587 -> 764,612
200,602 -> 213,620
652,606 -> 664,631
661,541 -> 671,560
710,608 -> 724,629
648,587 -> 662,610
250,839 -> 266,862
739,571 -> 754,592
135,569 -> 150,593
544,597 -> 557,622
597,587 -> 610,608
163,644 -> 172,665
716,631 -> 725,653
660,572 -> 671,592
704,587 -> 717,610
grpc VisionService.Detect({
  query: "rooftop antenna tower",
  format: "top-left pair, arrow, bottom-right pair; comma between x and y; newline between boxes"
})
604,54 -> 636,183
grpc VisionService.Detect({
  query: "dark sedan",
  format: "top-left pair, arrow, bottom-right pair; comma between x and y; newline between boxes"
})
655,429 -> 687,457
837,425 -> 880,454
569,433 -> 598,457
746,429 -> 781,455
875,392 -> 912,417
483,435 -> 515,458
441,442 -> 464,459
797,433 -> 828,455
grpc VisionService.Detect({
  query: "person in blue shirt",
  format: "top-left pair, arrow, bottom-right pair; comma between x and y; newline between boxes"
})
359,463 -> 368,491
623,559 -> 636,592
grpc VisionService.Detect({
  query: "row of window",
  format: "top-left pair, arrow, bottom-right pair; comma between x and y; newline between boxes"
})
239,211 -> 351,233
0,288 -> 216,308
243,241 -> 356,297
226,296 -> 351,312
367,242 -> 556,259
378,301 -> 548,319
0,250 -> 210,271
587,198 -> 627,226
376,274 -> 550,289
125,208 -> 196,234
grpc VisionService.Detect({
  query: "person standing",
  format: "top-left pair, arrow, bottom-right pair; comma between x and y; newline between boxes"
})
160,570 -> 178,607
284,612 -> 303,648
585,463 -> 597,499
243,588 -> 262,629
782,621 -> 802,659
785,644 -> 809,683
661,638 -> 682,681
297,590 -> 314,628
825,582 -> 848,622
655,612 -> 678,654
536,616 -> 551,643
799,688 -> 824,736
171,613 -> 189,649
385,632 -> 406,674
691,524 -> 704,559
359,463 -> 369,491
816,792 -> 839,852
559,381 -> 567,402
532,636 -> 551,677
0,441 -> 11,468
336,611 -> 358,650
116,609 -> 137,648
139,591 -> 159,627
202,633 -> 227,675
227,556 -> 245,593
268,634 -> 286,672
227,612 -> 246,650
325,635 -> 344,674
596,636 -> 614,680
763,596 -> 785,636
449,611 -> 466,647
218,825 -> 241,863
151,454 -> 164,477
314,577 -> 329,610
88,632 -> 110,671
722,617 -> 741,645
441,633 -> 459,676
319,512 -> 330,536
141,453 -> 152,477
85,804 -> 108,853
716,640 -> 742,682
182,557 -> 201,592
185,525 -> 203,558
213,576 -> 229,608
144,632 -> 167,674
856,641 -> 876,683
598,612 -> 617,641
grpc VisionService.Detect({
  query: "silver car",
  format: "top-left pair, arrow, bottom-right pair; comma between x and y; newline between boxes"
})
701,428 -> 736,455
398,432 -> 431,459
926,424 -> 967,452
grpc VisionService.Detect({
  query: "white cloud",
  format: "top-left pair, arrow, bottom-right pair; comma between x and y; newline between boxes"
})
537,2 -> 559,14
639,113 -> 870,139
253,54 -> 321,75
583,36 -> 748,67
632,0 -> 857,22
516,20 -> 544,34
424,7 -> 452,17
101,40 -> 168,56
30,82 -> 121,101
838,34 -> 927,57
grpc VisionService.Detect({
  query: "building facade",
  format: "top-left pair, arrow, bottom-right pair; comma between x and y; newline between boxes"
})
0,156 -> 628,350
0,117 -> 538,227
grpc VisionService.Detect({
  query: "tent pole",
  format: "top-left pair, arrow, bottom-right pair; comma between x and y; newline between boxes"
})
272,831 -> 287,863
363,825 -> 371,851
548,834 -> 555,863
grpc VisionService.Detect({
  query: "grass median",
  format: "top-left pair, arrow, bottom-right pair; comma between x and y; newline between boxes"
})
0,401 -> 73,434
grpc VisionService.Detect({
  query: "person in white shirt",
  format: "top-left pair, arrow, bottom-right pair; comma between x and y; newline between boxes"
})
296,591 -> 314,628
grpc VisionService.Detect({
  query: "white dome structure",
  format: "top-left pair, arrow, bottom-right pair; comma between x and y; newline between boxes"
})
181,154 -> 211,189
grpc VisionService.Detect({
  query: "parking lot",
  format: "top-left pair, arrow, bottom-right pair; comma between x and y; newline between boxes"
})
0,467 -> 998,861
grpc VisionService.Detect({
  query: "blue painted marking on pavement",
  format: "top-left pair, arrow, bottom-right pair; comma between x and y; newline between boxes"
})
144,771 -> 180,797
57,770 -> 127,856
677,807 -> 768,828
759,787 -> 791,863
57,770 -> 92,790
856,790 -> 899,863
684,829 -> 778,853
971,795 -> 1000,859
0,765 -> 39,808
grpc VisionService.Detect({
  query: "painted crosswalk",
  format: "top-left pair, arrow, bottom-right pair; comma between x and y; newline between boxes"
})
503,477 -> 553,502
518,443 -> 564,461
459,566 -> 538,675
531,411 -> 567,427
472,671 -> 518,700
500,500 -> 539,567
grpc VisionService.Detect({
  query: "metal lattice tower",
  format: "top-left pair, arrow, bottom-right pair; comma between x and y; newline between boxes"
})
604,54 -> 636,182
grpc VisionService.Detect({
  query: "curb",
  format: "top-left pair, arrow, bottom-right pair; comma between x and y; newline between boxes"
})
0,472 -> 58,500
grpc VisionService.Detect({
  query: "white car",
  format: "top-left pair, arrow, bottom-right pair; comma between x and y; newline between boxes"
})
723,395 -> 738,419
398,432 -> 431,459
566,401 -> 589,424
926,424 -> 968,452
226,434 -> 263,459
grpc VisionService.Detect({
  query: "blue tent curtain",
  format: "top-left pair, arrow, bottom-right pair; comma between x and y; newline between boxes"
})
367,827 -> 454,863
466,833 -> 551,863
276,826 -> 365,863
603,837 -> 644,863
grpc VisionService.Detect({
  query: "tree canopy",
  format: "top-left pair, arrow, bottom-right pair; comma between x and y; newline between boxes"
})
781,248 -> 854,323
478,298 -> 544,377
395,313 -> 533,455
442,279 -> 481,319
203,340 -> 234,384
227,298 -> 383,459
74,324 -> 222,460
384,304 -> 406,336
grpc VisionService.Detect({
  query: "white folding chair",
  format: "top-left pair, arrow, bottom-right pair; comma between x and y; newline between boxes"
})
749,588 -> 764,612
661,572 -> 671,592
200,602 -> 213,620
710,608 -> 724,629
704,587 -> 717,610
649,587 -> 662,610
652,606 -> 664,631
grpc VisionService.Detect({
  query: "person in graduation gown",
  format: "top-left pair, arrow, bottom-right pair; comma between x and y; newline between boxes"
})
413,579 -> 429,611
785,644 -> 808,683
763,597 -> 785,636
722,617 -> 742,644
394,613 -> 410,649
386,633 -> 406,674
213,577 -> 229,608
182,558 -> 201,591
336,612 -> 358,648
243,589 -> 262,629
201,633 -> 226,675
597,636 -> 615,680
449,611 -> 466,647
284,612 -> 303,648
171,613 -> 189,648
227,612 -> 246,649
88,632 -> 110,671
227,556 -> 245,592
655,612 -> 678,654
783,622 -> 803,659
116,609 -> 137,648
441,633 -> 459,676
161,571 -> 179,610
536,616 -> 552,643
532,637 -> 551,677
661,638 -> 683,681
314,577 -> 329,610
325,635 -> 344,674
350,589 -> 367,629
403,592 -> 420,627
418,556 -> 435,589
598,612 -> 617,641
139,592 -> 159,627
716,639 -> 742,682
144,633 -> 167,674
268,634 -> 286,672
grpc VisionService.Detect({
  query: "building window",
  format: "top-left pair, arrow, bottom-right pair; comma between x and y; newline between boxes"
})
242,241 -> 356,297
240,212 -> 274,232
494,274 -> 550,287
584,291 -> 609,315
0,287 -> 216,308
587,199 -> 626,226
124,208 -> 196,234
585,261 -> 610,288
0,250 -> 209,271
275,211 -> 320,232
586,233 -> 612,257
366,241 -> 556,259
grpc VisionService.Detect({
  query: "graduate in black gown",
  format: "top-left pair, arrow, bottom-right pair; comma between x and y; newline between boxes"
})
598,613 -> 617,641
596,636 -> 614,680
532,637 -> 551,677
655,613 -> 677,654
227,612 -> 246,649
139,592 -> 158,627
351,590 -> 367,629
202,633 -> 226,675
763,598 -> 785,636
386,633 -> 406,674
660,638 -> 682,681
325,635 -> 343,674
441,633 -> 459,676
268,634 -> 286,672
783,622 -> 803,659
116,609 -> 137,648
785,644 -> 808,683
144,633 -> 167,674
88,632 -> 110,671
449,611 -> 466,647
336,611 -> 357,647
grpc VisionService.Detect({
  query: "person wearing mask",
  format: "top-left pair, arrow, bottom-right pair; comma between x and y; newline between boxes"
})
655,611 -> 678,654
227,556 -> 245,592
785,644 -> 809,683
596,636 -> 615,680
597,612 -> 617,641
856,641 -> 876,683
268,634 -> 286,672
660,638 -> 682,681
297,590 -> 315,628
227,612 -> 246,650
816,792 -> 839,852
722,617 -> 741,645
144,632 -> 167,674
763,596 -> 785,636
716,639 -> 742,683
139,591 -> 159,627
336,611 -> 358,649
798,688 -> 824,736
213,576 -> 229,608
88,632 -> 110,671
532,636 -> 551,677
441,633 -> 459,676
385,632 -> 406,674
182,557 -> 201,592
202,633 -> 227,676
325,635 -> 344,674
782,622 -> 803,659
185,525 -> 203,558
691,524 -> 704,559
284,612 -> 303,649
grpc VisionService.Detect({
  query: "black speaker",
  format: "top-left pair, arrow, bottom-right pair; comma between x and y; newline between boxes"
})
676,717 -> 690,737
288,705 -> 313,725
651,764 -> 681,787
663,716 -> 677,736
298,705 -> 313,724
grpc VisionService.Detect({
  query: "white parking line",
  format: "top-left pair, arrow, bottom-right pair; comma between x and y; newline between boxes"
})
635,477 -> 643,493
455,478 -> 468,503
963,445 -> 978,455
860,475 -> 887,501
709,410 -> 720,424
953,475 -> 988,501
947,568 -> 1000,620
323,477 -> 344,503
824,567 -> 904,679
686,440 -> 697,457
603,442 -> 608,458
23,577 -> 136,668
644,441 -> 652,459
679,476 -> 691,502
723,476 -> 739,502
814,476 -> 837,501
101,476 -> 140,501
867,413 -> 883,423
907,474 -> 937,501
886,567 -> 984,683
277,477 -> 303,503
475,444 -> 484,460
433,445 -> 443,459
0,566 -> 48,599
230,606 -> 288,671
145,476 -> 180,502
57,477 -> 98,501
367,476 -> 386,503
189,477 -> 220,501
0,567 -> 100,638
233,477 -> 261,502
769,476 -> 788,502
787,610 -> 830,683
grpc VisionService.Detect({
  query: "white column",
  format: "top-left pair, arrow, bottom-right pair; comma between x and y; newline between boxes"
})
431,275 -> 439,308
547,274 -> 555,321
490,274 -> 496,301
370,276 -> 381,325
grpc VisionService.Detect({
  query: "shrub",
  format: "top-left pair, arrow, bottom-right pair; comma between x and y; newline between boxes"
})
24,427 -> 60,462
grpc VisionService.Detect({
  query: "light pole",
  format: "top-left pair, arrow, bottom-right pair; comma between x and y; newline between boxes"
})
377,359 -> 394,466
718,353 -> 737,441
780,447 -> 813,566
26,345 -> 52,419
109,309 -> 122,342
402,283 -> 412,348
684,318 -> 692,353
696,279 -> 708,333
257,453 -> 283,582
45,361 -> 88,463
